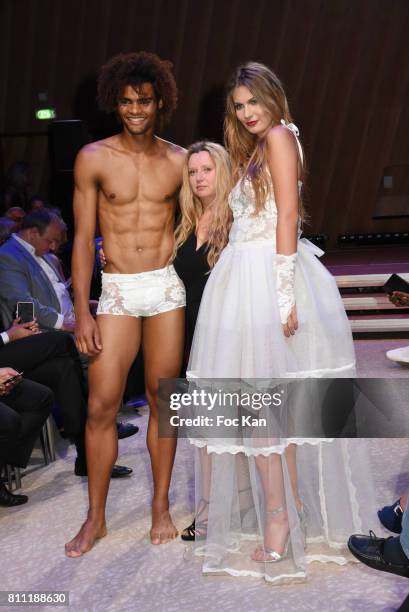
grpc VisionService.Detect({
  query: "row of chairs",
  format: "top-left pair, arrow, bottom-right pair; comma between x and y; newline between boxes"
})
4,393 -> 147,492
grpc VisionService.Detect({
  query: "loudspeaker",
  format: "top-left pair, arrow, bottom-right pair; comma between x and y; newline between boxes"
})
48,119 -> 90,172
48,120 -> 91,231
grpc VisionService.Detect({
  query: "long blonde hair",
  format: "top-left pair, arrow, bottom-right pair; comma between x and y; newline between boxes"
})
173,141 -> 232,268
224,61 -> 306,217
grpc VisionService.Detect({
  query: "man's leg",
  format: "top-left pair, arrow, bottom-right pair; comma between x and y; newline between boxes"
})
400,503 -> 409,560
65,315 -> 141,557
1,379 -> 53,467
142,307 -> 184,544
0,331 -> 76,371
0,401 -> 22,466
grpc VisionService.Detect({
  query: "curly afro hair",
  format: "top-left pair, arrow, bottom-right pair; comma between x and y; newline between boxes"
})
97,51 -> 177,127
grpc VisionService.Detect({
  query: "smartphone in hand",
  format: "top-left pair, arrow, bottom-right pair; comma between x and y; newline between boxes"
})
16,301 -> 35,323
0,371 -> 23,396
3,372 -> 23,384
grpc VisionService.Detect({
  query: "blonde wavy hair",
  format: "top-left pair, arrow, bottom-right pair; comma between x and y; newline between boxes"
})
173,141 -> 232,268
224,61 -> 306,217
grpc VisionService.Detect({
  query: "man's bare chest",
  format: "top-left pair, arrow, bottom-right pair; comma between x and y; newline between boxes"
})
98,157 -> 180,206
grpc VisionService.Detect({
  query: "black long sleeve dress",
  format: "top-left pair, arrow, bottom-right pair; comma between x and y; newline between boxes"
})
173,232 -> 210,358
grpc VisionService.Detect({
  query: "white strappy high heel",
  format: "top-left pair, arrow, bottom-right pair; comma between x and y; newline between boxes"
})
252,505 -> 290,563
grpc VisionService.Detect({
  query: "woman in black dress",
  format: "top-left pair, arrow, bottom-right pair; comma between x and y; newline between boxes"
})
171,142 -> 232,540
172,141 -> 232,355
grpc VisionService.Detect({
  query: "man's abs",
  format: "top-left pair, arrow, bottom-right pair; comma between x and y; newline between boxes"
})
100,223 -> 175,274
94,140 -> 183,273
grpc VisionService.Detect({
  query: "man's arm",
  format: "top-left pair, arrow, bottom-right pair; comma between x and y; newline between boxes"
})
0,319 -> 39,346
72,145 -> 102,356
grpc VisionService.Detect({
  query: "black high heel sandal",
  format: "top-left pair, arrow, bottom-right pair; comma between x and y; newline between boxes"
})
181,487 -> 255,541
181,498 -> 209,541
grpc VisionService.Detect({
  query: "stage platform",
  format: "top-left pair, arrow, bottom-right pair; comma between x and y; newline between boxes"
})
321,245 -> 409,333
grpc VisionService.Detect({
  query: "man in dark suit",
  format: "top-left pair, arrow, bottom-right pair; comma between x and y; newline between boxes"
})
0,367 -> 53,506
0,317 -> 134,478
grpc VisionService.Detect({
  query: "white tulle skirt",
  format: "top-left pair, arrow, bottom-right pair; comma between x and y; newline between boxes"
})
188,237 -> 355,380
185,238 -> 378,583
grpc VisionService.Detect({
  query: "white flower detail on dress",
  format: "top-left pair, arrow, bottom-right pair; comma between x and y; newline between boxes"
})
275,253 -> 297,324
228,179 -> 278,244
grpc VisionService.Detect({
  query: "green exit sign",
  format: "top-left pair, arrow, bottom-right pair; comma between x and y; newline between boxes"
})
35,108 -> 56,120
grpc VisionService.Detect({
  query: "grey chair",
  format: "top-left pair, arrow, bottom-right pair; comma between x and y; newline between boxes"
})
39,416 -> 56,464
2,416 -> 56,494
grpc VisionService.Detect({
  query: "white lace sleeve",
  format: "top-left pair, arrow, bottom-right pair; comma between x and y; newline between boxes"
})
275,253 -> 297,324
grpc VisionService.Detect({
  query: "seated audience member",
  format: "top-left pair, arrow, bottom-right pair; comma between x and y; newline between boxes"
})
0,318 -> 136,477
0,209 -> 75,331
0,209 -> 107,334
349,502 -> 409,610
28,195 -> 46,212
0,217 -> 14,246
5,207 -> 25,232
0,367 -> 53,506
0,319 -> 87,474
386,290 -> 409,365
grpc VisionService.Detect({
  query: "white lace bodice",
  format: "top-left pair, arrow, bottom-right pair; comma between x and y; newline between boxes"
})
228,120 -> 303,246
228,178 -> 279,244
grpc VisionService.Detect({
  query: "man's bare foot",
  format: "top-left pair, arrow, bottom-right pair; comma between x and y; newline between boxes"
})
65,518 -> 107,558
150,504 -> 178,545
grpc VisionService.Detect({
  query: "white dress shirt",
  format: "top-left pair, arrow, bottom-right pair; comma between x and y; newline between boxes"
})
12,233 -> 75,329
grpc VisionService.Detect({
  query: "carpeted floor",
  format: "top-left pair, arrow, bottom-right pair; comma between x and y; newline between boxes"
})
355,337 -> 409,378
1,339 -> 409,612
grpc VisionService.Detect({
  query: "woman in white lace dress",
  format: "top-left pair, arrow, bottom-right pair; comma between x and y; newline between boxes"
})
186,62 -> 377,583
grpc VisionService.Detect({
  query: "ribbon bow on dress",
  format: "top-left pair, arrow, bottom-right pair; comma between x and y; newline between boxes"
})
280,119 -> 300,136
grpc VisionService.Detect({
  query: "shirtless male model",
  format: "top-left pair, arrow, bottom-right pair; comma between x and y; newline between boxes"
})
65,52 -> 186,557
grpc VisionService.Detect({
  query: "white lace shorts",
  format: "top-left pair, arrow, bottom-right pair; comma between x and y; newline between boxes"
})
96,265 -> 186,317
